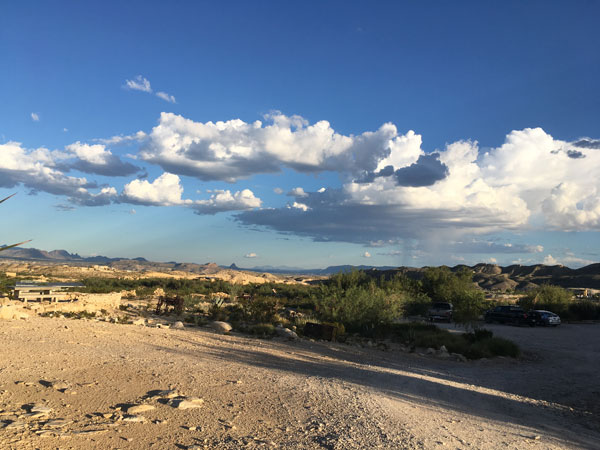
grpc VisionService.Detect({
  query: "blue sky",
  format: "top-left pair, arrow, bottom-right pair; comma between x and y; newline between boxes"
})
1,1 -> 599,268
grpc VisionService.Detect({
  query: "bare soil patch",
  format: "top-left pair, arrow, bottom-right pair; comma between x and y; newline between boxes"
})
1,317 -> 598,449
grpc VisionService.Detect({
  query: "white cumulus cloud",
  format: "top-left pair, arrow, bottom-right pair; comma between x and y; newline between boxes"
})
289,202 -> 310,211
139,112 -> 402,182
0,141 -> 117,206
543,254 -> 559,265
237,126 -> 600,245
244,252 -> 258,258
122,172 -> 188,206
30,113 -> 40,122
288,187 -> 308,197
65,142 -> 139,176
193,189 -> 261,215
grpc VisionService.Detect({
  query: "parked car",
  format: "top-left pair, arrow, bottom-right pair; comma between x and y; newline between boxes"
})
484,305 -> 535,326
428,302 -> 453,322
529,310 -> 561,327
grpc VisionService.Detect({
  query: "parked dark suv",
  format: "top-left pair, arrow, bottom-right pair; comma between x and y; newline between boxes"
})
484,305 -> 535,326
428,302 -> 453,322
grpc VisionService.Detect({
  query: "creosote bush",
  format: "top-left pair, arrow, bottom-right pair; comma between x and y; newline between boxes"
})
317,271 -> 420,334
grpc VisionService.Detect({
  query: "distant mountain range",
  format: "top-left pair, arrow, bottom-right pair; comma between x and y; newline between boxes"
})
2,245 -> 600,289
0,246 -> 396,276
229,263 -> 398,275
0,246 -> 222,275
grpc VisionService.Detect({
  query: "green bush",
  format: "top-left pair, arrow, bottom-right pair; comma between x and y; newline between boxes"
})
241,296 -> 281,323
485,337 -> 520,358
567,301 -> 600,321
464,328 -> 494,343
422,267 -> 487,329
248,323 -> 276,338
520,285 -> 572,316
403,293 -> 432,317
318,284 -> 405,333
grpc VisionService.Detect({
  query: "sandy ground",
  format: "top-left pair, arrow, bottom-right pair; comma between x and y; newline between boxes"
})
1,316 -> 599,449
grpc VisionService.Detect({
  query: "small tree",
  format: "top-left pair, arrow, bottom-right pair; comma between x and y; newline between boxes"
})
422,266 -> 486,330
452,289 -> 486,331
0,194 -> 31,252
519,285 -> 572,316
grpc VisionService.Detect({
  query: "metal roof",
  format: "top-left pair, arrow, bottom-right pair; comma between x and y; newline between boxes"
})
14,282 -> 85,288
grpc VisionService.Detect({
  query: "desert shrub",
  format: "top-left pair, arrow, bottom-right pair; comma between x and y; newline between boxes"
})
452,289 -> 487,330
183,294 -> 201,310
566,301 -> 600,321
224,304 -> 245,323
519,285 -> 572,316
375,322 -> 519,359
209,297 -> 227,321
403,293 -> 432,317
422,267 -> 487,329
315,270 -> 424,333
322,321 -> 345,336
241,296 -> 281,323
248,323 -> 276,338
59,310 -> 97,320
318,284 -> 406,333
184,314 -> 197,324
463,328 -> 494,343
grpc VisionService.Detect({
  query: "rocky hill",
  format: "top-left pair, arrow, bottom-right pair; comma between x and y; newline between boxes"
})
379,263 -> 600,291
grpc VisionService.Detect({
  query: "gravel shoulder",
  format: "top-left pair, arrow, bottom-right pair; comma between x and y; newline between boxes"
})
1,316 -> 598,449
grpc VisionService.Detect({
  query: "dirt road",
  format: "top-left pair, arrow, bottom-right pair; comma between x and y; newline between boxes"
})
1,316 -> 598,449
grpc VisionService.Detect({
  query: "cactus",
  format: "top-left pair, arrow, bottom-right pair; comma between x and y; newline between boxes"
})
0,194 -> 31,252
212,296 -> 225,309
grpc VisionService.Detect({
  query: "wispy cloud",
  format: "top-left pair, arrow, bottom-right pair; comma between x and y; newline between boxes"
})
244,252 -> 258,258
55,204 -> 76,211
30,113 -> 39,122
95,131 -> 147,145
124,75 -> 152,92
123,76 -> 176,103
156,91 -> 176,103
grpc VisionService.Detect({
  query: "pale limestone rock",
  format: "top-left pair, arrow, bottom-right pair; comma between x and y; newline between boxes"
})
171,321 -> 184,330
126,404 -> 155,414
169,397 -> 204,410
276,327 -> 299,340
210,321 -> 232,333
123,415 -> 147,423
0,305 -> 28,321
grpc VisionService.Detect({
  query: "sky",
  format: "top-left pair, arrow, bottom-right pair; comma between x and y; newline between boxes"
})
1,0 -> 600,269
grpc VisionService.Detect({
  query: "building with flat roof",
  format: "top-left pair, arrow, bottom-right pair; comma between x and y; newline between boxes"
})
12,282 -> 84,302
